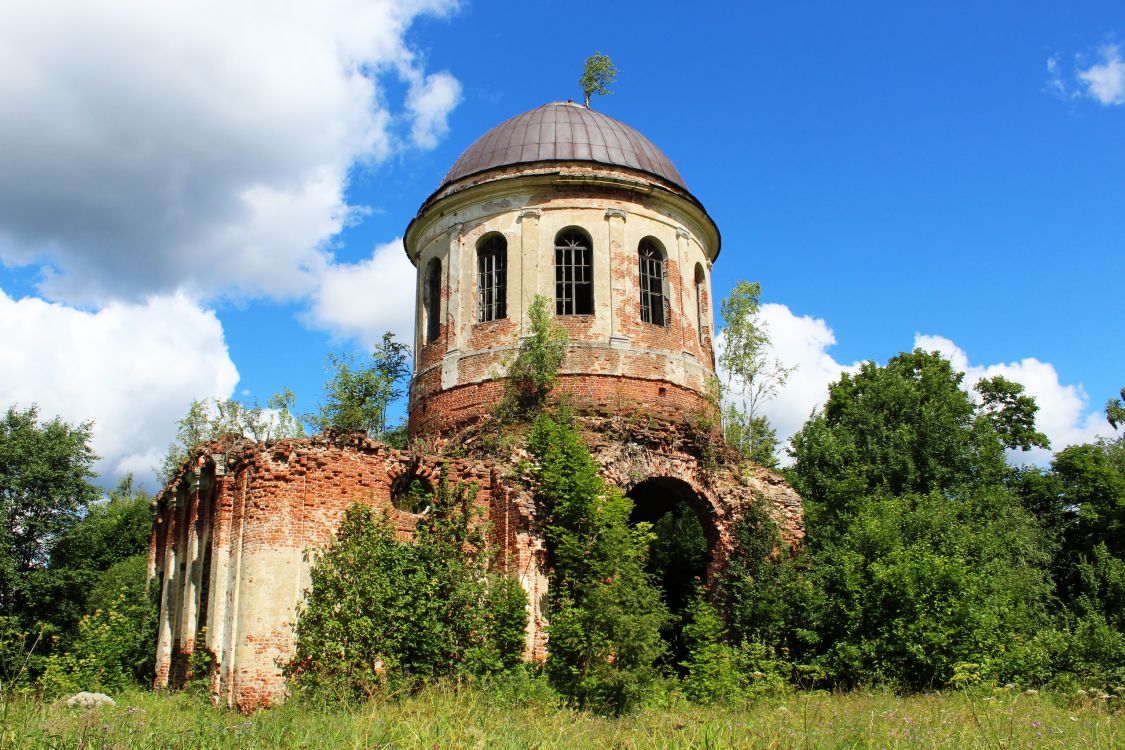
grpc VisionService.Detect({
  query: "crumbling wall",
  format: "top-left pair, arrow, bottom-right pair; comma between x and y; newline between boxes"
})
151,425 -> 803,712
150,435 -> 543,711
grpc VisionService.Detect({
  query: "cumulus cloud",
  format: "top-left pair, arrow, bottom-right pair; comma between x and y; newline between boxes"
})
0,290 -> 239,489
0,0 -> 460,306
1046,44 -> 1125,106
406,72 -> 463,149
718,304 -> 1112,467
1077,44 -> 1125,105
751,304 -> 859,447
913,334 -> 1114,465
303,238 -> 416,348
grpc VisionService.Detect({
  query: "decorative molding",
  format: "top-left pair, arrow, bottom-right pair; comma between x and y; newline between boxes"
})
517,208 -> 542,221
447,222 -> 463,238
604,208 -> 628,222
675,225 -> 690,240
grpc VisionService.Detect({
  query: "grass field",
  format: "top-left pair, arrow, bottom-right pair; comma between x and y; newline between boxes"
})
2,683 -> 1122,749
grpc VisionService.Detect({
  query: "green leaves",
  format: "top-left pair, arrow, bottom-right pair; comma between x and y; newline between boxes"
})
530,413 -> 669,714
313,332 -> 411,439
287,472 -> 526,699
159,390 -> 305,482
501,296 -> 567,419
718,281 -> 791,467
975,375 -> 1050,451
579,53 -> 617,108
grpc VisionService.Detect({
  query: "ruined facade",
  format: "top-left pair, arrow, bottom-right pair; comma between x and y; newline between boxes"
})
151,102 -> 804,710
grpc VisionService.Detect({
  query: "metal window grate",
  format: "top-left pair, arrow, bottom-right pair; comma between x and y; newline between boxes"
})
555,230 -> 593,315
694,264 -> 706,344
477,235 -> 507,322
425,260 -> 441,344
639,240 -> 666,326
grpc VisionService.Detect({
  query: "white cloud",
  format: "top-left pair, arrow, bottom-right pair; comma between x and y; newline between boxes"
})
0,0 -> 460,306
717,304 -> 1113,467
1077,44 -> 1125,105
752,304 -> 859,448
407,72 -> 463,149
913,334 -> 1114,465
303,238 -> 416,348
0,290 -> 239,489
1046,56 -> 1068,98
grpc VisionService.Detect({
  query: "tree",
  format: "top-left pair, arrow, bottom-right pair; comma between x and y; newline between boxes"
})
311,332 -> 412,441
975,375 -> 1050,451
1107,385 -> 1125,432
500,295 -> 568,419
0,405 -> 98,620
160,390 -> 304,482
27,476 -> 152,641
789,349 -> 1014,537
785,350 -> 1056,688
286,472 -> 526,698
717,281 -> 793,467
530,413 -> 668,714
579,52 -> 618,108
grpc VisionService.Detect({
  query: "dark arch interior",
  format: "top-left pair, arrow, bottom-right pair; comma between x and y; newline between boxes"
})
627,477 -> 714,673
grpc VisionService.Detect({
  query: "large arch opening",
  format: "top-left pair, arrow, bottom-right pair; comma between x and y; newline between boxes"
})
626,476 -> 716,673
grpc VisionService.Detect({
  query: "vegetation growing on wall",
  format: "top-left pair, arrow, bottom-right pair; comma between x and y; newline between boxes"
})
308,332 -> 412,446
529,412 -> 669,714
499,295 -> 567,421
285,471 -> 526,699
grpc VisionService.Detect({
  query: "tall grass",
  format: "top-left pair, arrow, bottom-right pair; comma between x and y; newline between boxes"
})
2,681 -> 1121,749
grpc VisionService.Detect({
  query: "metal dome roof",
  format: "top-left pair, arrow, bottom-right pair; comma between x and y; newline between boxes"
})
441,102 -> 686,189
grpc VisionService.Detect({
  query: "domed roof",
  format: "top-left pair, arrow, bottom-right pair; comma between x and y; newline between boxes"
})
441,102 -> 686,189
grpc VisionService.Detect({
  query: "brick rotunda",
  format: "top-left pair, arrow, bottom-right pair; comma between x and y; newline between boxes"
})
150,101 -> 804,710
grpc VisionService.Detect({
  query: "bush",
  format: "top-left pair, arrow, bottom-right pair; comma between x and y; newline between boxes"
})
37,553 -> 157,695
809,490 -> 1053,689
680,593 -> 745,704
530,413 -> 669,714
286,472 -> 527,700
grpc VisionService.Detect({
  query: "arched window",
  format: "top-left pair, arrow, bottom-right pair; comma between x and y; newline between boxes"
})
424,259 -> 442,344
694,263 -> 707,344
638,239 -> 666,326
476,234 -> 507,323
555,229 -> 593,315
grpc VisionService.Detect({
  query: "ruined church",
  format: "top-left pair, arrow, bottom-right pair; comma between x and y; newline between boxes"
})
150,101 -> 805,710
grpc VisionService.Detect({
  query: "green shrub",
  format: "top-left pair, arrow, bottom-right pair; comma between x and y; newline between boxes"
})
498,295 -> 567,420
680,594 -> 745,704
37,553 -> 157,696
530,413 -> 669,714
286,472 -> 527,700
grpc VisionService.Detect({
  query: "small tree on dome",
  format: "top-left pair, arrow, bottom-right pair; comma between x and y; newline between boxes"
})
580,52 -> 618,108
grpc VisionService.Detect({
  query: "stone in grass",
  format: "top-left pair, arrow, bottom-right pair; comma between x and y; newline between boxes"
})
65,692 -> 116,709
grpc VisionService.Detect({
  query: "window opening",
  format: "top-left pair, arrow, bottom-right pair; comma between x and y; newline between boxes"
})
555,229 -> 593,315
639,240 -> 666,326
477,235 -> 507,323
694,264 -> 707,345
425,259 -> 441,344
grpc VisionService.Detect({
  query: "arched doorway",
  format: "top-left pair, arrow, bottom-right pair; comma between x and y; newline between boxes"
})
626,476 -> 717,672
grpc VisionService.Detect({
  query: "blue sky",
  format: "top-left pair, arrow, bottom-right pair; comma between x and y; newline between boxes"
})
0,1 -> 1121,487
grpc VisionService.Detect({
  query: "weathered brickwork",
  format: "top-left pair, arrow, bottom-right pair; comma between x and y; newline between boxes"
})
151,436 -> 547,711
152,102 -> 804,712
152,425 -> 801,711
